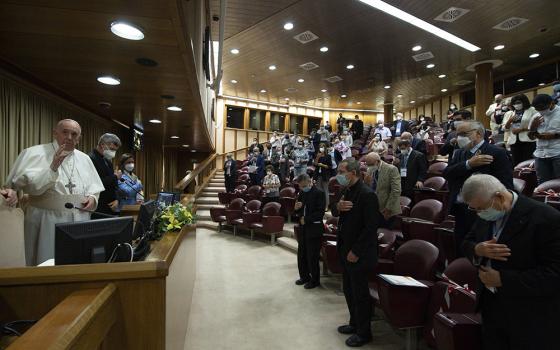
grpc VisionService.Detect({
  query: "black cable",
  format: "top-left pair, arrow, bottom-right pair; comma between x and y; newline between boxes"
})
1,320 -> 37,336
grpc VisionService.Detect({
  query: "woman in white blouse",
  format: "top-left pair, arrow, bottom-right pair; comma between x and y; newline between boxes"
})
503,94 -> 539,166
368,133 -> 388,155
262,165 -> 281,203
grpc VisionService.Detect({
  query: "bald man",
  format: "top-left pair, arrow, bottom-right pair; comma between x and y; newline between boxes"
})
363,152 -> 401,228
5,119 -> 104,265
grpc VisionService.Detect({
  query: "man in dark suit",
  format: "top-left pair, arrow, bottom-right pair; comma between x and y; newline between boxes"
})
391,113 -> 409,138
89,133 -> 121,219
399,132 -> 427,156
330,158 -> 380,347
393,139 -> 427,198
294,173 -> 325,289
443,120 -> 513,254
223,154 -> 237,193
461,174 -> 560,350
350,115 -> 364,139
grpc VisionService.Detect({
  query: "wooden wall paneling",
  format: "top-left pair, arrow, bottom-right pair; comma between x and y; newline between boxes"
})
411,108 -> 417,120
451,93 -> 461,108
442,97 -> 451,117
425,103 -> 433,119
433,100 -> 441,123
237,130 -> 247,148
537,86 -> 554,95
264,111 -> 271,131
243,108 -> 250,129
247,131 -> 258,145
224,129 -> 236,153
258,132 -> 268,144
303,116 -> 308,135
285,114 -> 290,133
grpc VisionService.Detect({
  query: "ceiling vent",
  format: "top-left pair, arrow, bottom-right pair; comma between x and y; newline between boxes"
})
419,94 -> 435,100
434,7 -> 470,22
493,17 -> 529,31
285,87 -> 298,93
412,52 -> 435,62
293,31 -> 319,44
454,80 -> 472,86
300,62 -> 319,71
324,75 -> 343,83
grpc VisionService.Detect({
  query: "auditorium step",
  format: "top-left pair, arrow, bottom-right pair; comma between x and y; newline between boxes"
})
196,204 -> 224,210
195,197 -> 220,205
277,236 -> 298,253
197,210 -> 211,220
200,192 -> 218,197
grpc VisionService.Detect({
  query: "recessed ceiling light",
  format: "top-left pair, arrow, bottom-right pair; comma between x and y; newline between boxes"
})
410,100 -> 416,104
149,119 -> 162,124
438,74 -> 447,78
412,45 -> 422,51
231,79 -> 238,84
494,44 -> 505,50
397,94 -> 403,98
529,53 -> 540,58
321,89 -> 327,92
517,78 -> 524,82
341,94 -> 347,98
191,150 -> 197,153
285,97 -> 290,101
260,89 -> 267,93
269,65 -> 277,70
97,76 -> 120,85
182,144 -> 190,148
384,85 -> 391,89
167,106 -> 182,111
346,64 -> 355,70
170,136 -> 179,139
110,21 -> 144,40
283,22 -> 294,30
441,88 -> 448,92
357,102 -> 362,104
297,78 -> 305,83
320,46 -> 329,52
230,48 -> 240,54
539,83 -> 546,86
357,0 -> 480,52
426,63 -> 435,69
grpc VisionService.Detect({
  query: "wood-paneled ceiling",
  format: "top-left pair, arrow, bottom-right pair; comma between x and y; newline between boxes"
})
0,0 -> 212,151
215,0 -> 560,112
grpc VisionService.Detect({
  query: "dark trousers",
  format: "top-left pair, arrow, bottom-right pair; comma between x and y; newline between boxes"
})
510,141 -> 535,167
341,259 -> 372,338
297,228 -> 322,284
225,175 -> 236,193
378,214 -> 395,229
450,202 -> 475,257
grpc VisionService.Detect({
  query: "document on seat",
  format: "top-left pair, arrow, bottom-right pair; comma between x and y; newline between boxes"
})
37,258 -> 55,267
378,274 -> 428,288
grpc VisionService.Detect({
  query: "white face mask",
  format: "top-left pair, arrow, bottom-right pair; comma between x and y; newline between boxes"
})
456,135 -> 472,149
513,103 -> 523,111
103,149 -> 116,160
400,148 -> 409,156
124,163 -> 135,172
319,147 -> 325,152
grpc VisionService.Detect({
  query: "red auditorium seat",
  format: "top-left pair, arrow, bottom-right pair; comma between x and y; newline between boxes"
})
245,202 -> 281,240
232,199 -> 262,235
279,186 -> 297,222
422,176 -> 447,191
236,173 -> 250,186
376,240 -> 440,350
218,192 -> 236,206
399,196 -> 412,216
224,198 -> 246,233
413,176 -> 449,213
327,176 -> 342,206
513,159 -> 537,196
427,161 -> 448,178
250,203 -> 284,245
234,184 -> 248,198
209,207 -> 227,231
399,199 -> 444,244
244,185 -> 263,201
533,179 -> 560,210
513,178 -> 526,195
433,313 -> 482,350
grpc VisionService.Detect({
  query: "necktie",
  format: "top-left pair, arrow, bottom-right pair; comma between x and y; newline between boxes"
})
372,171 -> 379,192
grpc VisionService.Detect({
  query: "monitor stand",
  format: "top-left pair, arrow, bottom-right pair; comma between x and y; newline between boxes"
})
91,246 -> 106,263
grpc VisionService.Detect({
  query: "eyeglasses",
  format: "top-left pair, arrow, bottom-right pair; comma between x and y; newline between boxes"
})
456,129 -> 477,137
467,197 -> 495,212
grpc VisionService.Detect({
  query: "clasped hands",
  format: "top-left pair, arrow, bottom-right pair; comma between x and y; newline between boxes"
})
474,237 -> 511,288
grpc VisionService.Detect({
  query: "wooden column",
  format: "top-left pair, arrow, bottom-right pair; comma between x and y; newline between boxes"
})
303,116 -> 308,135
265,111 -> 271,131
384,103 -> 394,123
475,62 -> 493,128
243,108 -> 250,129
285,114 -> 290,132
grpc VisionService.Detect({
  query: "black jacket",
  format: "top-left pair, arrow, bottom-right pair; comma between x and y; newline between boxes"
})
314,154 -> 332,181
331,180 -> 380,268
89,149 -> 117,213
393,120 -> 409,136
398,149 -> 427,195
295,186 -> 326,238
462,195 -> 560,346
411,137 -> 427,155
443,141 -> 513,207
224,159 -> 237,180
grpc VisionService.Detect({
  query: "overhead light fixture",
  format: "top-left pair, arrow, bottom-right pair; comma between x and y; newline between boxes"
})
441,88 -> 448,92
191,150 -> 197,153
341,94 -> 347,98
167,106 -> 182,111
357,0 -> 481,52
426,63 -> 435,69
410,100 -> 416,104
539,83 -> 546,86
230,48 -> 240,54
320,46 -> 329,52
346,64 -> 355,70
494,44 -> 505,50
397,94 -> 403,98
321,89 -> 327,92
529,53 -> 540,58
517,78 -> 524,82
357,102 -> 362,104
285,97 -> 290,101
269,65 -> 277,70
149,119 -> 162,124
110,21 -> 144,40
231,79 -> 238,84
438,74 -> 447,78
297,78 -> 305,83
182,144 -> 190,148
260,89 -> 267,93
170,136 -> 179,139
412,45 -> 422,51
284,22 -> 294,30
97,76 -> 120,85
384,85 -> 391,89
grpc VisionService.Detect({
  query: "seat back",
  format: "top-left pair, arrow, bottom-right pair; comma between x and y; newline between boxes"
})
235,184 -> 248,194
238,173 -> 250,183
378,229 -> 397,259
410,199 -> 444,223
279,186 -> 296,198
534,179 -> 560,193
427,161 -> 448,177
218,192 -> 235,206
423,176 -> 447,191
245,199 -> 262,212
394,240 -> 439,281
400,196 -> 412,208
513,178 -> 526,195
443,258 -> 478,290
514,159 -> 535,173
229,198 -> 246,211
262,202 -> 281,216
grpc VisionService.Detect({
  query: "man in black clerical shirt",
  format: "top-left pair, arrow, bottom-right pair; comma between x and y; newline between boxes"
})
330,158 -> 380,347
89,133 -> 122,219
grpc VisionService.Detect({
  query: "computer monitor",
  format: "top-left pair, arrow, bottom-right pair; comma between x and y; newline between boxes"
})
157,192 -> 181,206
55,217 -> 133,265
133,200 -> 158,239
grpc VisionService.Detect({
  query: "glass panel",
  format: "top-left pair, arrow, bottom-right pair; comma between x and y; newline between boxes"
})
249,109 -> 266,130
307,117 -> 322,134
290,115 -> 303,134
225,106 -> 244,129
270,112 -> 286,132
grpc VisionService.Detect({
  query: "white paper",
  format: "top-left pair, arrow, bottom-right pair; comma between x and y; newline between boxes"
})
378,274 -> 428,288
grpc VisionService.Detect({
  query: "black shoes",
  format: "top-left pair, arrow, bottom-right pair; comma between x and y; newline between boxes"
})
337,325 -> 356,335
303,281 -> 320,289
295,279 -> 309,285
345,334 -> 372,347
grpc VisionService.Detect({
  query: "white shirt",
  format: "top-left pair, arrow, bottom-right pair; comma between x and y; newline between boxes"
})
534,105 -> 560,159
375,126 -> 392,139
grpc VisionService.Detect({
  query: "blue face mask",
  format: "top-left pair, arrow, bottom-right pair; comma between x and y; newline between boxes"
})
336,174 -> 350,186
302,185 -> 312,192
553,84 -> 560,93
477,199 -> 506,221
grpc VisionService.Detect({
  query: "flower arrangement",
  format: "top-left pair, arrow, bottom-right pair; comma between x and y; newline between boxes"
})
155,202 -> 196,237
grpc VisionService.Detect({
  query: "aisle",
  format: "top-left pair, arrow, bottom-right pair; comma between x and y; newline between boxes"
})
184,228 -> 404,350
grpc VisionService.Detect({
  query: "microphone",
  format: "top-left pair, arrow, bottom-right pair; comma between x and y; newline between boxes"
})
64,202 -> 118,218
119,178 -> 144,199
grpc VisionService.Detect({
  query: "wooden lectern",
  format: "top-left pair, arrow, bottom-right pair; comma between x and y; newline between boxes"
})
0,225 -> 197,350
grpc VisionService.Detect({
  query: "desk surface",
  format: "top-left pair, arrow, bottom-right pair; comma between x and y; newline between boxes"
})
0,225 -> 195,286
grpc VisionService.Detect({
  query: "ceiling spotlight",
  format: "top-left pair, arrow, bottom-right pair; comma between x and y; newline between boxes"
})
191,150 -> 197,153
341,94 -> 347,98
320,46 -> 329,52
494,44 -> 505,51
283,22 -> 294,30
231,79 -> 238,84
321,89 -> 328,93
110,21 -> 144,40
269,65 -> 277,70
170,136 -> 179,139
167,106 -> 182,112
539,83 -> 546,86
397,94 -> 403,98
438,74 -> 447,78
410,100 -> 416,104
412,45 -> 422,51
517,78 -> 524,82
529,53 -> 540,58
97,76 -> 120,85
384,85 -> 391,89
441,88 -> 448,92
230,48 -> 240,54
182,144 -> 190,148
297,78 -> 305,83
426,63 -> 435,69
346,64 -> 355,70
149,119 -> 162,124
285,97 -> 290,101
357,102 -> 362,104
260,89 -> 267,93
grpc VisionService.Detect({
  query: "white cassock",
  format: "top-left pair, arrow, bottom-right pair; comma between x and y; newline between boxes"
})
5,141 -> 105,265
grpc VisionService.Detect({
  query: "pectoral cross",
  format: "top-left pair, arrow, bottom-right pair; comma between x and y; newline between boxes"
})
65,180 -> 76,194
